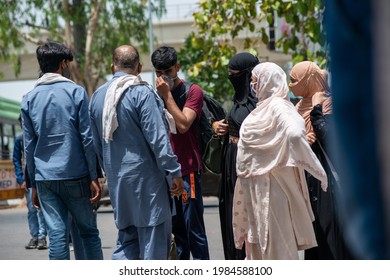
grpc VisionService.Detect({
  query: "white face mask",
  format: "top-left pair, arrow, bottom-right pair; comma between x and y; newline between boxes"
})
162,74 -> 175,90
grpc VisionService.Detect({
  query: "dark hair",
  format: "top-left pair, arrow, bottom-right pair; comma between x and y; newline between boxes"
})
36,42 -> 73,74
18,113 -> 21,123
151,46 -> 177,70
112,45 -> 140,71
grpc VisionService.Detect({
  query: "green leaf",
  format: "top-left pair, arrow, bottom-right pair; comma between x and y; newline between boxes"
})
0,0 -> 166,95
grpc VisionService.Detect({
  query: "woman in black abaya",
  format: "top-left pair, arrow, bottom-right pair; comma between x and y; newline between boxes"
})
212,52 -> 259,260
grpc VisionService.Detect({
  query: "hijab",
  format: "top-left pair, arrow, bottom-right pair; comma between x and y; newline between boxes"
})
228,52 -> 259,132
236,62 -> 327,253
237,62 -> 327,187
289,61 -> 332,142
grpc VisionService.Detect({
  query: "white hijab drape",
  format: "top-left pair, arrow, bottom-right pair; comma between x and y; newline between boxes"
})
234,62 -> 327,254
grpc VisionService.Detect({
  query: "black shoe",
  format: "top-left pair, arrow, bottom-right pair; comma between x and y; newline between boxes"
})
37,238 -> 48,250
25,238 -> 38,249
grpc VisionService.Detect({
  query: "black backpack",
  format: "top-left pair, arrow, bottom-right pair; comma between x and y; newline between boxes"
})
174,82 -> 226,155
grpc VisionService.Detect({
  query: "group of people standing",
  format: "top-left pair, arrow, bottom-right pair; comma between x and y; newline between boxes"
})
214,55 -> 353,260
19,42 -> 209,260
18,39 -> 351,260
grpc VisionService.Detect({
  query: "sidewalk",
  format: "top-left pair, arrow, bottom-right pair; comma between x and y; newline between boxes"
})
0,198 -> 25,209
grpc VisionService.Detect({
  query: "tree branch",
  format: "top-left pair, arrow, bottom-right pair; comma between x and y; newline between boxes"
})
62,0 -> 73,48
23,21 -> 51,31
85,0 -> 103,95
15,28 -> 46,45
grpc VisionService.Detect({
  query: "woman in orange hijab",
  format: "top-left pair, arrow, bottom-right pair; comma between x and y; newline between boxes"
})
289,61 -> 332,145
289,61 -> 353,260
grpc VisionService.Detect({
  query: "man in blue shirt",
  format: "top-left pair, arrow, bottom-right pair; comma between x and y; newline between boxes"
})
89,45 -> 184,259
13,115 -> 48,250
21,42 -> 103,260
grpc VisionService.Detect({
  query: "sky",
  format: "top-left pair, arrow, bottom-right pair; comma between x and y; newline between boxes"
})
0,0 -> 198,103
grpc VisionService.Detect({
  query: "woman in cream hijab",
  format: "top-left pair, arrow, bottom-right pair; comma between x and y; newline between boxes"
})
232,62 -> 327,259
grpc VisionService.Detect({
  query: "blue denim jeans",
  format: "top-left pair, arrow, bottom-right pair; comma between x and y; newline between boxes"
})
36,177 -> 103,260
172,171 -> 210,260
26,190 -> 47,239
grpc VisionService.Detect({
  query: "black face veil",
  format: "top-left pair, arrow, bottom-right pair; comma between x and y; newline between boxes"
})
227,53 -> 260,131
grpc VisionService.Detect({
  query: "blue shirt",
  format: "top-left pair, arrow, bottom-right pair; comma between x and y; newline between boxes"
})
12,134 -> 25,185
21,80 -> 97,182
89,72 -> 181,228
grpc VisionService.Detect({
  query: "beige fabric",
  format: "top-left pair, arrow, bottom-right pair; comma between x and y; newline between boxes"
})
102,74 -> 176,143
233,62 -> 327,259
234,167 -> 317,260
34,73 -> 75,87
103,74 -> 143,142
289,61 -> 332,143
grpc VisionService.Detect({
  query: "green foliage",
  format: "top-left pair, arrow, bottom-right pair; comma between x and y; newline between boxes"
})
179,34 -> 236,103
179,0 -> 327,101
0,0 -> 166,95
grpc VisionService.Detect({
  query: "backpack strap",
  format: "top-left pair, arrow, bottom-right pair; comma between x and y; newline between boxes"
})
182,82 -> 193,99
173,82 -> 193,111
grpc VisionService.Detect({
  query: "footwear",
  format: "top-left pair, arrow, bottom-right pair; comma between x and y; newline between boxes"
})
25,238 -> 38,249
37,238 -> 48,250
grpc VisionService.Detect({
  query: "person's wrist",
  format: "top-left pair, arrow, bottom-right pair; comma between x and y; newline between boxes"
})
211,120 -> 217,134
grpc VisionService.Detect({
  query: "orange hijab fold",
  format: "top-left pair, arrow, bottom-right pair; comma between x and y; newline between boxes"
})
289,61 -> 332,143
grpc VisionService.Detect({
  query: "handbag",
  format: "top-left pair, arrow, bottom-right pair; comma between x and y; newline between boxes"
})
202,134 -> 223,174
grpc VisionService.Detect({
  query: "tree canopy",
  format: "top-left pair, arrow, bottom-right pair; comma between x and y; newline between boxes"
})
179,0 -> 327,101
0,0 -> 165,95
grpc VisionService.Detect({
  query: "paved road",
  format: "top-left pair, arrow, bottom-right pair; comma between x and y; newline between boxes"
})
0,196 -> 224,260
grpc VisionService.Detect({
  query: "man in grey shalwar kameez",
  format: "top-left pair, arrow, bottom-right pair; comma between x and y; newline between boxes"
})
89,45 -> 184,260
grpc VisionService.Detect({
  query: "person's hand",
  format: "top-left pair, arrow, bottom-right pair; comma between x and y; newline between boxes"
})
155,76 -> 171,101
31,187 -> 40,209
170,177 -> 184,197
19,181 -> 28,193
306,132 -> 316,145
89,179 -> 102,204
212,119 -> 229,136
312,92 -> 328,106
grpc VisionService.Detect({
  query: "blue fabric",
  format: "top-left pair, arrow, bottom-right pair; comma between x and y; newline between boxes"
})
172,171 -> 210,260
36,177 -> 102,260
21,81 -> 97,182
68,215 -> 86,260
111,221 -> 171,260
326,0 -> 388,259
89,73 -> 181,231
26,189 -> 47,239
12,134 -> 24,185
12,133 -> 47,239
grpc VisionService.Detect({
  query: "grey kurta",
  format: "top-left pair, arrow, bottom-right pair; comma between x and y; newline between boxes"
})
89,72 -> 181,229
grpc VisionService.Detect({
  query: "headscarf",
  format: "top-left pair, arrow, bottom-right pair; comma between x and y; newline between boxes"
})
235,62 -> 327,253
237,62 -> 327,186
227,52 -> 259,131
289,61 -> 332,143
